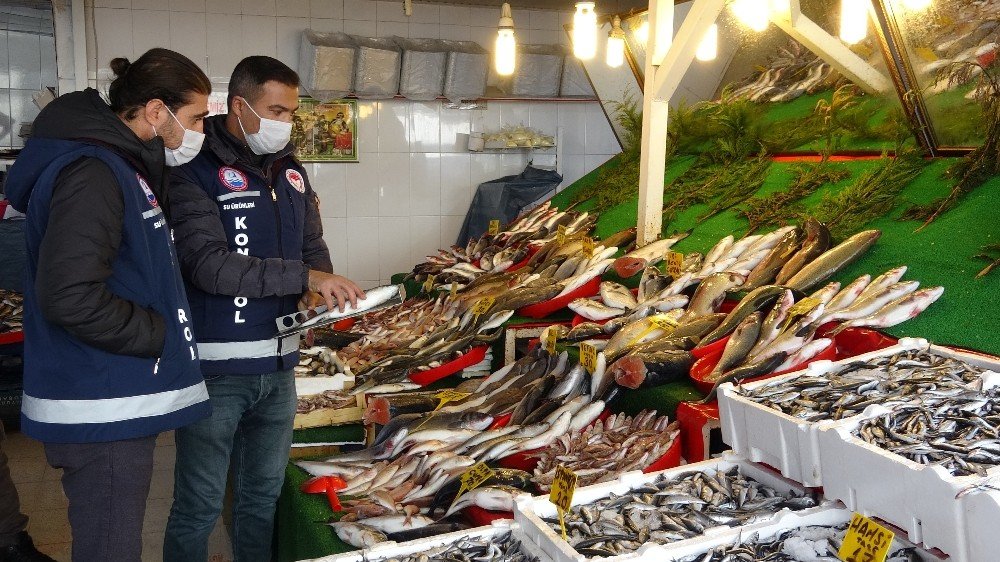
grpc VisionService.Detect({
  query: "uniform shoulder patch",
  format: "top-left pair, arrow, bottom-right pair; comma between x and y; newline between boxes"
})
219,166 -> 249,192
285,169 -> 306,193
137,174 -> 158,207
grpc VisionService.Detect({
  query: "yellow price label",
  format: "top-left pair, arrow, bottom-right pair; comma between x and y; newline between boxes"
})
450,462 -> 495,508
557,225 -> 568,244
450,282 -> 458,298
580,343 -> 598,374
488,220 -> 500,236
549,464 -> 578,541
434,390 -> 471,410
666,252 -> 684,278
649,315 -> 679,331
543,327 -> 558,354
582,237 -> 595,258
472,296 -> 495,317
838,513 -> 895,562
422,274 -> 436,293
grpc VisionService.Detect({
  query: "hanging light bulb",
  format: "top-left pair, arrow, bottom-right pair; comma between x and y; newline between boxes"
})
573,2 -> 598,60
770,0 -> 791,15
901,0 -> 932,10
633,20 -> 649,45
696,24 -> 719,62
840,0 -> 868,44
606,15 -> 626,67
495,3 -> 516,76
730,0 -> 770,32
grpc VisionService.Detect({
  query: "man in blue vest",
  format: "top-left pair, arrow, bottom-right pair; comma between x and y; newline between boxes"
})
162,56 -> 364,561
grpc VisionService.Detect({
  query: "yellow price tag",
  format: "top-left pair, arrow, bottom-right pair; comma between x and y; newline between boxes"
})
434,390 -> 471,410
838,513 -> 895,562
422,274 -> 436,293
450,282 -> 458,298
666,252 -> 684,278
580,343 -> 598,374
557,225 -> 568,244
543,326 -> 558,354
450,462 -> 496,508
788,296 -> 822,318
472,296 -> 495,317
649,315 -> 679,331
549,465 -> 578,541
582,237 -> 595,258
488,220 -> 500,236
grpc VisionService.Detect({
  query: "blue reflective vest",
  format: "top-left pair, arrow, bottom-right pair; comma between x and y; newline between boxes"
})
11,139 -> 210,443
178,149 -> 309,375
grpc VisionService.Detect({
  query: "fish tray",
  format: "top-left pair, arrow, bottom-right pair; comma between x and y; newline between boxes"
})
0,331 -> 23,346
716,338 -> 996,487
658,506 -> 943,561
408,345 -> 489,386
956,486 -> 1000,562
689,339 -> 837,395
818,370 -> 1000,561
293,392 -> 366,430
297,519 -> 553,562
518,278 -> 601,319
513,453 -> 825,562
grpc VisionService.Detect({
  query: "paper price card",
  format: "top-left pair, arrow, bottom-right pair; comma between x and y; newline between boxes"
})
422,274 -> 436,293
549,465 -> 578,541
580,343 -> 598,374
557,225 -> 568,244
434,389 -> 471,410
582,237 -> 595,258
488,220 -> 500,236
649,315 -> 679,331
666,252 -> 684,278
789,296 -> 822,317
543,326 -> 558,354
472,296 -> 495,317
838,513 -> 895,562
450,462 -> 495,508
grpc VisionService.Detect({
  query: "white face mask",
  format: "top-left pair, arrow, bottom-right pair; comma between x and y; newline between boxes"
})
237,98 -> 292,155
158,107 -> 205,167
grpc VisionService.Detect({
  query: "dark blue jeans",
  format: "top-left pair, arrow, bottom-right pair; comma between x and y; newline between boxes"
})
163,370 -> 296,562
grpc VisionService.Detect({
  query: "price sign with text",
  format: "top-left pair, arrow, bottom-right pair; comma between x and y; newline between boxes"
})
422,274 -> 436,293
488,220 -> 500,236
582,237 -> 595,258
434,390 -> 471,410
649,315 -> 679,331
549,464 -> 578,541
838,513 -> 895,562
557,225 -> 568,244
666,252 -> 684,278
580,343 -> 598,374
472,296 -> 495,317
450,462 -> 495,508
543,327 -> 558,354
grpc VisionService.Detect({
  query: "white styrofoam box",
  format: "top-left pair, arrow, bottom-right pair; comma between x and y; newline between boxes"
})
659,506 -> 944,561
513,453 -> 824,562
297,519 -> 553,562
960,486 -> 1000,562
719,337 -> 1000,487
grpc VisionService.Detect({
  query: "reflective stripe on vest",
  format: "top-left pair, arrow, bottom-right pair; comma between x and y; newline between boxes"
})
216,191 -> 261,202
22,381 -> 209,425
197,335 -> 300,361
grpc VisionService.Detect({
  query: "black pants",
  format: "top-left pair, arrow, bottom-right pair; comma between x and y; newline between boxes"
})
44,435 -> 157,562
0,422 -> 28,547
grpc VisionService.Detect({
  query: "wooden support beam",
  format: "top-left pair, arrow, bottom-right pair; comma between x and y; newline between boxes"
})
649,0 -> 726,103
636,0 -> 673,245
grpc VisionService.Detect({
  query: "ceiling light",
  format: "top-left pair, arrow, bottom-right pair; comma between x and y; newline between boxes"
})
696,23 -> 718,62
573,2 -> 598,60
840,0 -> 869,44
607,15 -> 626,67
495,3 -> 516,76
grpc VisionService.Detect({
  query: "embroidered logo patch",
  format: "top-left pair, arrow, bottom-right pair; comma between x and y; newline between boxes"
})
219,167 -> 248,191
285,169 -> 306,193
137,174 -> 157,207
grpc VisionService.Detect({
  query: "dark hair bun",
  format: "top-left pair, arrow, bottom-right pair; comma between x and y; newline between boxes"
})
109,57 -> 131,78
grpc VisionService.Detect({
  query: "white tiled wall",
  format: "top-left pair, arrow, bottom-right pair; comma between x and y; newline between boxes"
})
0,7 -> 56,149
84,1 -> 622,287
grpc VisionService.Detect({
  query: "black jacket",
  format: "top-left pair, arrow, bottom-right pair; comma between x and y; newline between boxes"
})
165,115 -> 332,301
18,88 -> 168,357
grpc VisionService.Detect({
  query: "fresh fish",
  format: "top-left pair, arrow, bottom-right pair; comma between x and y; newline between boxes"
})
568,298 -> 626,321
671,313 -> 726,340
702,352 -> 789,402
774,218 -> 831,285
604,314 -> 681,360
611,350 -> 695,389
613,256 -> 647,278
600,281 -> 638,310
622,233 -> 689,264
638,267 -> 671,303
856,265 -> 908,302
743,229 -> 803,290
602,227 -> 637,250
822,280 -> 921,323
832,286 -> 943,334
685,272 -> 747,318
775,337 -> 832,372
700,286 -> 795,346
750,289 -> 795,356
711,312 -> 763,377
825,274 -> 871,313
328,522 -> 387,548
785,229 -> 881,292
703,235 -> 735,268
723,234 -> 763,262
564,322 -> 604,342
808,281 -> 841,305
443,486 -> 517,517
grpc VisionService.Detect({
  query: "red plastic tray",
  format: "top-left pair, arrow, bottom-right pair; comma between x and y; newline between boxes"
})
676,401 -> 720,463
689,340 -> 838,395
817,323 -> 898,358
691,334 -> 729,359
499,435 -> 682,484
408,345 -> 489,386
0,331 -> 23,345
518,277 -> 601,319
463,506 -> 514,527
332,317 -> 356,331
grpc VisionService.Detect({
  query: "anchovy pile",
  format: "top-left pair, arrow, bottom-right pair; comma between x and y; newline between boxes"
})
533,411 -> 679,492
0,290 -> 22,334
739,349 -> 986,422
382,531 -> 539,562
296,390 -> 356,415
542,466 -> 817,558
856,387 -> 1000,477
677,523 -> 927,562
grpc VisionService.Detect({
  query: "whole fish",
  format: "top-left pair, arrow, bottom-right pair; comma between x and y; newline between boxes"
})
825,274 -> 871,313
685,272 -> 747,318
638,267 -> 671,303
711,312 -> 763,377
703,235 -> 735,267
604,313 -> 682,360
775,337 -> 832,371
622,233 -> 689,264
785,229 -> 881,292
832,286 -> 944,333
700,286 -> 795,346
671,313 -> 726,340
808,281 -> 841,305
822,280 -> 921,323
611,350 -> 695,389
702,352 -> 789,402
568,298 -> 626,321
856,265 -> 908,302
723,234 -> 763,261
774,218 -> 831,285
329,522 -> 387,548
750,289 -> 795,356
602,227 -> 637,250
443,486 -> 517,517
564,322 -> 604,342
600,281 -> 638,310
743,229 -> 803,290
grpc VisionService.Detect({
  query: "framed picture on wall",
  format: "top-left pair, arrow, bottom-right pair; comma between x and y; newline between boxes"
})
292,98 -> 359,162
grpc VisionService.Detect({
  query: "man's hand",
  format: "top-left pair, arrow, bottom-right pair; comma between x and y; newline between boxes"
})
298,291 -> 325,312
307,271 -> 366,312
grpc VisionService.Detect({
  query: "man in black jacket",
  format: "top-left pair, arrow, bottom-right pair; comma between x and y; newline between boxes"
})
162,56 -> 363,561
